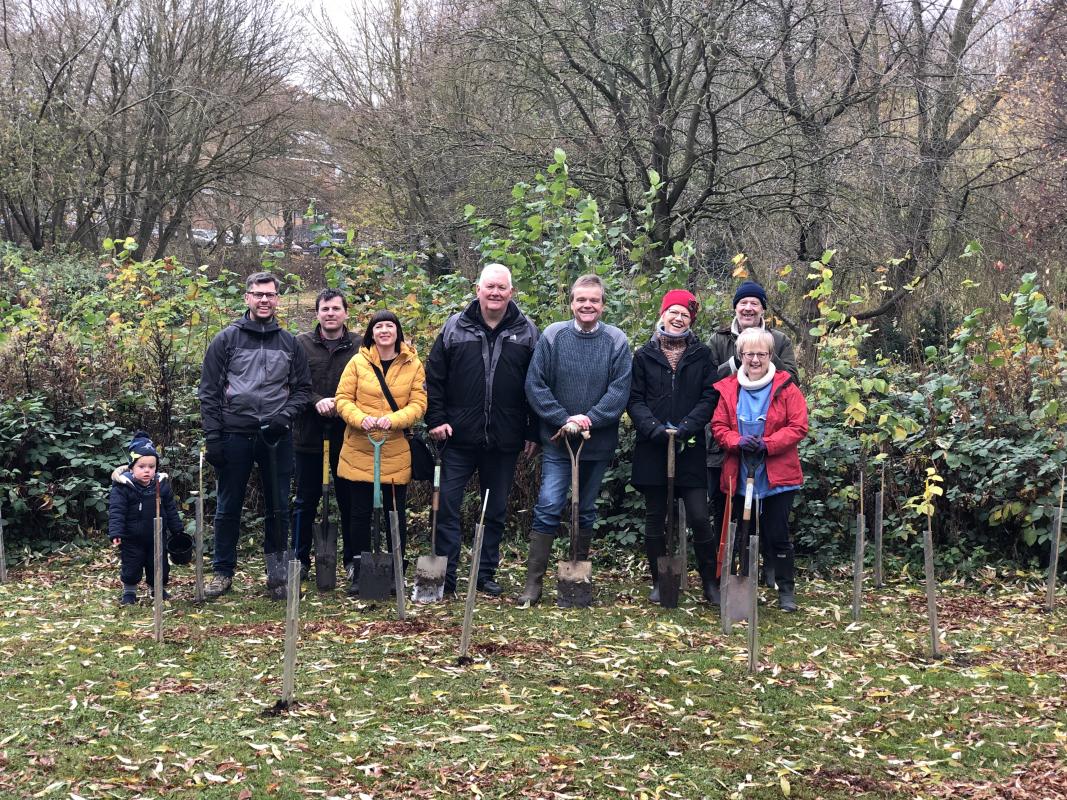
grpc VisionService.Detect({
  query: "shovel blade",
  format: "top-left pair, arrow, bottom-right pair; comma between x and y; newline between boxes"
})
724,574 -> 755,624
557,560 -> 592,608
412,555 -> 447,604
313,522 -> 337,592
358,551 -> 394,601
656,555 -> 684,609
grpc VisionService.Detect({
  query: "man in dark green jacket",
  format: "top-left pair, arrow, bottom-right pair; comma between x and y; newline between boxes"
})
291,289 -> 359,582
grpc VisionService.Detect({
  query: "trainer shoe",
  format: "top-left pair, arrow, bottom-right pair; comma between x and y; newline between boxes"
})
119,588 -> 137,606
204,574 -> 232,599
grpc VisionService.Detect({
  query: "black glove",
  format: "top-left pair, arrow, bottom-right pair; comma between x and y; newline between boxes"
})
205,436 -> 226,468
674,420 -> 695,440
261,417 -> 290,443
650,425 -> 670,444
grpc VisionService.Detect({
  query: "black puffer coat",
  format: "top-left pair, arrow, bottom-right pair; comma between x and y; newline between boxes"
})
107,468 -> 183,540
627,334 -> 717,488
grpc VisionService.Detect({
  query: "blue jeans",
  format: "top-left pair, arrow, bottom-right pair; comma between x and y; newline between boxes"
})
435,446 -> 521,589
531,448 -> 609,534
212,431 -> 294,577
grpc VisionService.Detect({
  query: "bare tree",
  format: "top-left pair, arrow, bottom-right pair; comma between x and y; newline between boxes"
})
0,0 -> 299,257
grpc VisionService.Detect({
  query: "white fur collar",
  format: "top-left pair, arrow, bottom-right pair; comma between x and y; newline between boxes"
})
737,362 -> 775,390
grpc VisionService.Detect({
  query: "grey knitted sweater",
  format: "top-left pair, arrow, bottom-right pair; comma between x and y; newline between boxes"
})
525,321 -> 632,460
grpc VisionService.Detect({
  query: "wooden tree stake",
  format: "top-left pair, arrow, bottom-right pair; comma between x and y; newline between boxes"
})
1046,469 -> 1064,612
721,521 -> 736,635
851,513 -> 865,622
923,512 -> 941,659
194,451 -> 205,602
281,558 -> 301,706
0,502 -> 7,585
747,534 -> 759,675
873,476 -> 885,588
153,518 -> 164,643
678,499 -> 688,591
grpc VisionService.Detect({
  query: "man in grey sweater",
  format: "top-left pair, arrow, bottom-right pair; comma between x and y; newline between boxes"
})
517,274 -> 632,605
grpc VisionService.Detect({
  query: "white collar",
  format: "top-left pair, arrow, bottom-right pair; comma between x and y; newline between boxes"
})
738,362 -> 775,390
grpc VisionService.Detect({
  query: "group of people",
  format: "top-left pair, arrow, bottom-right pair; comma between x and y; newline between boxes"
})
109,266 -> 809,613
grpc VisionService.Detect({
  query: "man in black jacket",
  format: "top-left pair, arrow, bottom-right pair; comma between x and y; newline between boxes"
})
291,289 -> 359,583
198,271 -> 312,600
425,264 -> 539,597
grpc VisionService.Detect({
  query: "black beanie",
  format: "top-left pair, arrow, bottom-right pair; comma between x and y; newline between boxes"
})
128,431 -> 160,466
732,281 -> 768,309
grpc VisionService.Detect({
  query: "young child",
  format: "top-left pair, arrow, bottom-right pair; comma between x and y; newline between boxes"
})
108,432 -> 184,605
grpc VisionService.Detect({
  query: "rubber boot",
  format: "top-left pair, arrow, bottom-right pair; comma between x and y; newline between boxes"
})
762,560 -> 776,589
644,536 -> 666,604
693,537 -> 720,606
346,556 -> 361,596
775,550 -> 797,612
265,550 -> 290,601
515,532 -> 554,606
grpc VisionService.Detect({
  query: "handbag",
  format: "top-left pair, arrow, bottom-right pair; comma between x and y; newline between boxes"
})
369,362 -> 434,482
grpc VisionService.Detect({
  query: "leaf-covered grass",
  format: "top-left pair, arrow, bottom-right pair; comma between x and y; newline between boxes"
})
0,546 -> 1063,799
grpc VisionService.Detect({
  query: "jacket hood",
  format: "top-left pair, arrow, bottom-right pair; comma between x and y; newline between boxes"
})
461,298 -> 521,332
234,311 -> 282,334
111,465 -> 168,488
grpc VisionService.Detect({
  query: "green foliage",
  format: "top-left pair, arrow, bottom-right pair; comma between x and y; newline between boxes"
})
0,161 -> 1064,572
0,395 -> 127,547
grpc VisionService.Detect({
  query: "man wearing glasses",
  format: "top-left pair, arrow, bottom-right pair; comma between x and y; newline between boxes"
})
198,271 -> 311,599
706,281 -> 798,589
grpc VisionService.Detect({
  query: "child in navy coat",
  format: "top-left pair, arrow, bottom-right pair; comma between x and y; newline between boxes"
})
108,432 -> 184,605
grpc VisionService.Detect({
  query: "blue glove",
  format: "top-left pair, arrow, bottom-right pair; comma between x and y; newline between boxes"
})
739,435 -> 763,453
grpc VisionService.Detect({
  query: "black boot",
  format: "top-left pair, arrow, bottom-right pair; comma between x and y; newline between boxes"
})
693,537 -> 720,606
516,532 -> 555,606
773,549 -> 796,611
644,536 -> 666,604
265,550 -> 291,601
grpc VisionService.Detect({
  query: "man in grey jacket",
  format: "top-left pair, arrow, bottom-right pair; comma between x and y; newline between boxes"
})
198,271 -> 311,600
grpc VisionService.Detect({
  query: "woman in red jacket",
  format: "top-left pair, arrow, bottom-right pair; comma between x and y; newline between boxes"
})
712,328 -> 808,611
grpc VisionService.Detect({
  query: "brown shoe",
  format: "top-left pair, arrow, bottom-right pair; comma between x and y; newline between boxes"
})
204,574 -> 233,599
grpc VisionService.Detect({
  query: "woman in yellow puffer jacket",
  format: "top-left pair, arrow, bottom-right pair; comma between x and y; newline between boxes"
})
335,310 -> 427,591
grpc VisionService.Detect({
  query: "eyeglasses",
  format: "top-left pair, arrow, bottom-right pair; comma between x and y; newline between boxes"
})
247,291 -> 278,300
664,309 -> 691,320
741,352 -> 770,360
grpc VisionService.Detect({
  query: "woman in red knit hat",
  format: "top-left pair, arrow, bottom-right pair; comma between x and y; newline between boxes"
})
626,290 -> 721,604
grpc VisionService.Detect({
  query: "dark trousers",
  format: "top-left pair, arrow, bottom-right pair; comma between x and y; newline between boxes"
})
119,535 -> 170,588
349,481 -> 407,563
729,489 -> 797,589
434,446 -> 521,590
291,438 -> 352,568
707,465 -> 728,547
213,431 -> 294,577
642,485 -> 714,584
642,484 -> 713,543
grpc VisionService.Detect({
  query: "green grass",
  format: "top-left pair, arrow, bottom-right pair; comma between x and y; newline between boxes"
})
0,546 -> 1063,799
